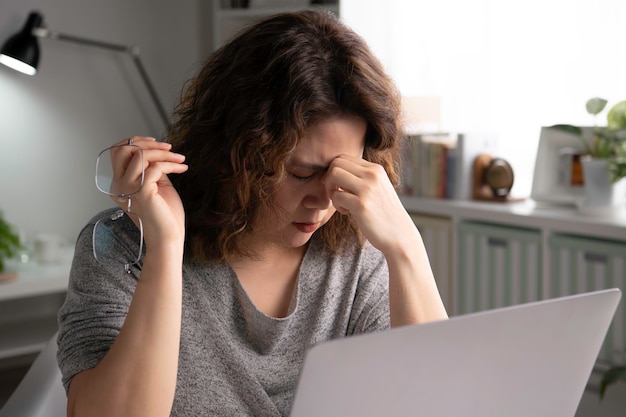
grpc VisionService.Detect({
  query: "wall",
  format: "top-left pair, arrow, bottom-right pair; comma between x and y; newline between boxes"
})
341,0 -> 626,199
0,0 -> 210,247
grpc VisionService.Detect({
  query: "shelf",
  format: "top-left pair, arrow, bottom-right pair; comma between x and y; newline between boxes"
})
0,247 -> 73,302
400,196 -> 626,242
211,0 -> 340,51
0,248 -> 72,361
0,315 -> 59,360
217,5 -> 338,18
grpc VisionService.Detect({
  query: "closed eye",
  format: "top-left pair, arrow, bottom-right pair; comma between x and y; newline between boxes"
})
286,161 -> 328,182
290,172 -> 316,182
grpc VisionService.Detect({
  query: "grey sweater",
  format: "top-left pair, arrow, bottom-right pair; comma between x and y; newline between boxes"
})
57,208 -> 391,416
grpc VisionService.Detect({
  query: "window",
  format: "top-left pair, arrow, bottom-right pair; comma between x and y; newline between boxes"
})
341,0 -> 626,196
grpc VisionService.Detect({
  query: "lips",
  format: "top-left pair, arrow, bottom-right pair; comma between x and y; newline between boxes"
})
293,222 -> 321,233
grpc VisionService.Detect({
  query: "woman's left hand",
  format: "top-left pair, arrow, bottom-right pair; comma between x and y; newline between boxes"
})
323,154 -> 448,326
322,154 -> 418,255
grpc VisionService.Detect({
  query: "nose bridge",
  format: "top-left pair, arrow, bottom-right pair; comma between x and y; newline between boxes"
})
305,177 -> 331,209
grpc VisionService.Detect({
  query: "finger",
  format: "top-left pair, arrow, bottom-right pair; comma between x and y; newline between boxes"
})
123,148 -> 185,180
330,153 -> 370,166
142,148 -> 186,163
114,136 -> 157,147
128,153 -> 185,194
324,165 -> 360,195
108,145 -> 183,197
142,162 -> 189,185
139,162 -> 189,195
110,137 -> 169,170
108,144 -> 134,176
329,188 -> 359,215
108,141 -> 161,178
326,154 -> 373,178
122,150 -> 146,187
325,158 -> 394,218
323,155 -> 376,196
321,157 -> 367,191
131,138 -> 171,150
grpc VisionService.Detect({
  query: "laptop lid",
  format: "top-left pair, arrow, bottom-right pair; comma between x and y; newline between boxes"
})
290,288 -> 621,417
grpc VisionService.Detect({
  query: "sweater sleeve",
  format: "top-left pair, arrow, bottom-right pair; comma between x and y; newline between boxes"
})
56,210 -> 142,392
347,241 -> 391,335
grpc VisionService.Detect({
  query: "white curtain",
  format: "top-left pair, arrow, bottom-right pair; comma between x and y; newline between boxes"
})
341,0 -> 626,197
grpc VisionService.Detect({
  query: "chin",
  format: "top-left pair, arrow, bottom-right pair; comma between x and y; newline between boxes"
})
285,233 -> 315,249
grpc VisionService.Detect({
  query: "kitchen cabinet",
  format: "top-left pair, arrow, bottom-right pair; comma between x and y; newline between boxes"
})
550,233 -> 626,364
402,196 -> 626,368
0,250 -> 72,364
410,213 -> 453,311
456,221 -> 541,315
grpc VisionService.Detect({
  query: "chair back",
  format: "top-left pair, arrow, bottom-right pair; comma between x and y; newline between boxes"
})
0,333 -> 66,417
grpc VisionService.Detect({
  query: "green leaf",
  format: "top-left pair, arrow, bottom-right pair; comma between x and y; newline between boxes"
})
0,211 -> 23,272
607,100 -> 626,129
586,97 -> 608,115
549,124 -> 593,154
599,365 -> 626,399
549,124 -> 583,137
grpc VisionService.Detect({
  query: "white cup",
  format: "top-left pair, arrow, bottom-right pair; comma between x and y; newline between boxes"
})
35,234 -> 62,264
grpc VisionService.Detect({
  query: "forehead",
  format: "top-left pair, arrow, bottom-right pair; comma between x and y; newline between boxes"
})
290,115 -> 367,164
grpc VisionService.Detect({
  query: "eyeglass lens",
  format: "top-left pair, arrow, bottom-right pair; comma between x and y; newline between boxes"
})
93,210 -> 143,273
93,144 -> 145,273
95,145 -> 143,196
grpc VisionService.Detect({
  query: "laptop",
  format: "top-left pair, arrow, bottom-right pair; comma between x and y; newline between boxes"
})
290,288 -> 622,417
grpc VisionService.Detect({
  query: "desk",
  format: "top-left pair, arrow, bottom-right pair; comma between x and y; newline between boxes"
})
0,248 -> 72,361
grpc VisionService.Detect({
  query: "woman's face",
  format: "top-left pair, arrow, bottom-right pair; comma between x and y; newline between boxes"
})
253,114 -> 367,252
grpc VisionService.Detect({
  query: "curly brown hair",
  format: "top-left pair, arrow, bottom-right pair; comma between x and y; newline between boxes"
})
167,10 -> 402,263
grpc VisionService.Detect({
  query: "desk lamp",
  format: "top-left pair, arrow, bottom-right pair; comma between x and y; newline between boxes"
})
0,11 -> 170,128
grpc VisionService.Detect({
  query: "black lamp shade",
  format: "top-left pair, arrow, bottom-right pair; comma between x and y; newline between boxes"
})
0,12 -> 43,75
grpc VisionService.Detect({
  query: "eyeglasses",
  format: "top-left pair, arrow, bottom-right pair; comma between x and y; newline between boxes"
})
92,143 -> 145,273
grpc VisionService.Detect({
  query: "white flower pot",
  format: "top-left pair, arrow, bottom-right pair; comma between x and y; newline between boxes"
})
578,157 -> 626,214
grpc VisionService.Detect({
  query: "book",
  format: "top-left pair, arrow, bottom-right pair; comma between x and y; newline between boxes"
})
417,133 -> 457,199
399,132 -> 498,200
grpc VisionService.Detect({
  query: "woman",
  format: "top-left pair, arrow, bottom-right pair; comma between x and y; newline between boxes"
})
57,10 -> 447,417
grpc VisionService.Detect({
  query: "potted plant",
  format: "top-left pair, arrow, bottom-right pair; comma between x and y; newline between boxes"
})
0,211 -> 22,281
552,101 -> 626,398
551,98 -> 626,182
599,360 -> 626,400
550,98 -> 626,210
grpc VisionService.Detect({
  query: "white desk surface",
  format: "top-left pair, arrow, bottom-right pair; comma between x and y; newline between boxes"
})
400,197 -> 626,241
0,247 -> 73,302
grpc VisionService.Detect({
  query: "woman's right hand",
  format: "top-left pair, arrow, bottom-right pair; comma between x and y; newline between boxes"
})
107,136 -> 188,249
68,136 -> 187,417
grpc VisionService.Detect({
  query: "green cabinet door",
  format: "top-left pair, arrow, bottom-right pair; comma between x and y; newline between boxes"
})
456,221 -> 542,315
550,234 -> 626,365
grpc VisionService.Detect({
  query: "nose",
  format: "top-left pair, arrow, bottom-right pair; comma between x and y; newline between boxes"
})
302,178 -> 332,210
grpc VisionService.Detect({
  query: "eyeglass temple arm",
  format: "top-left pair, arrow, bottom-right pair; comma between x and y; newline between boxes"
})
32,27 -> 171,130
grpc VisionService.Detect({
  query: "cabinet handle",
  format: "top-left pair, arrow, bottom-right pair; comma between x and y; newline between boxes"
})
584,252 -> 608,264
487,237 -> 508,248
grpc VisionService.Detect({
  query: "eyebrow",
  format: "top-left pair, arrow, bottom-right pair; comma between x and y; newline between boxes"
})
287,160 -> 329,173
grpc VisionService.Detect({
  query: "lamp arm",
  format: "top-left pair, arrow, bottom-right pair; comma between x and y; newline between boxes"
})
33,28 -> 171,129
129,51 -> 170,130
